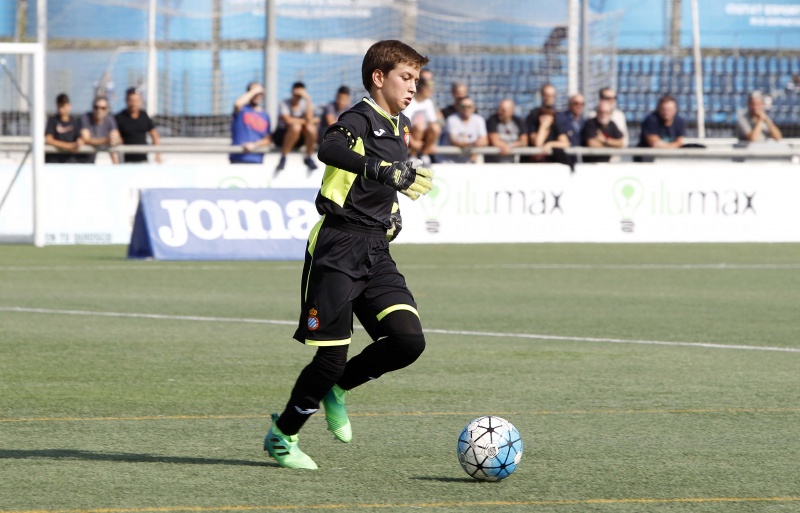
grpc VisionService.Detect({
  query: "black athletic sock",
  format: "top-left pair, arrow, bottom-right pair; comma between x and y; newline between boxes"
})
337,332 -> 425,390
275,345 -> 347,436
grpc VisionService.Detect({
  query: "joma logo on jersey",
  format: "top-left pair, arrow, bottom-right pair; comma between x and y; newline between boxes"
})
157,198 -> 318,247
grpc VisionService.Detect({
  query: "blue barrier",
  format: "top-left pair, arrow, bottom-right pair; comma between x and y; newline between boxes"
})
128,188 -> 319,260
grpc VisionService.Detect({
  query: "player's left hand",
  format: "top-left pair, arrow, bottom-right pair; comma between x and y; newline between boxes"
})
386,201 -> 402,242
399,159 -> 435,200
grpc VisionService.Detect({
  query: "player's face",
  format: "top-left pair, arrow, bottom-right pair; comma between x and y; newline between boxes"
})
382,64 -> 419,115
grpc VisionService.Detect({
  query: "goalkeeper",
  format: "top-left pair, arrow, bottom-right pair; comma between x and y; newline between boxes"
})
264,40 -> 435,469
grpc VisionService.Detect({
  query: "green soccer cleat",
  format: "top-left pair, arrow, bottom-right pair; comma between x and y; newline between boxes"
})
263,413 -> 318,469
322,385 -> 352,443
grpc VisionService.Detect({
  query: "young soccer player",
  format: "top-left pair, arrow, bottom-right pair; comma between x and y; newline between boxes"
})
263,40 -> 435,469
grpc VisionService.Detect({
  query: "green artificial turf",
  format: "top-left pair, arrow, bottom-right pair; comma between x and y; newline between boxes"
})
1,244 -> 799,512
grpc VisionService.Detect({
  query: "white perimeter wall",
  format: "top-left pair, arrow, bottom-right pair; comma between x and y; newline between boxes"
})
1,159 -> 798,245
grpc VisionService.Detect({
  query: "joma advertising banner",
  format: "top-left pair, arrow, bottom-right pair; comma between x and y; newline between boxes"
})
128,188 -> 319,260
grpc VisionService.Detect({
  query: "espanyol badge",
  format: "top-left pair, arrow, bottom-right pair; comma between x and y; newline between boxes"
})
403,125 -> 410,147
307,308 -> 320,331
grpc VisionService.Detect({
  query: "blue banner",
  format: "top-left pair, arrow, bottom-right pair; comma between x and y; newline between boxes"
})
128,188 -> 319,260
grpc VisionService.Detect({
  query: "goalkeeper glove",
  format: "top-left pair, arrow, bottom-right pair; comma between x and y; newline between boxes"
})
386,202 -> 402,242
364,158 -> 434,200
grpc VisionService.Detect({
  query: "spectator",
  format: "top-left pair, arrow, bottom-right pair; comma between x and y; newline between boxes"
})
525,83 -> 557,140
441,81 -> 468,120
736,90 -> 782,142
419,68 -> 435,83
555,93 -> 585,148
637,94 -> 686,151
44,93 -> 84,164
318,85 -> 351,145
230,82 -> 272,164
444,96 -> 487,163
403,77 -> 440,165
273,81 -> 319,173
79,96 -> 120,164
485,99 -> 528,163
115,87 -> 161,163
524,83 -> 558,162
596,87 -> 628,152
529,106 -> 566,163
580,99 -> 624,163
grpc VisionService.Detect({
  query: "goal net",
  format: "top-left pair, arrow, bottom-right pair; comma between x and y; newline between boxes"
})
38,0 -> 622,137
0,43 -> 45,246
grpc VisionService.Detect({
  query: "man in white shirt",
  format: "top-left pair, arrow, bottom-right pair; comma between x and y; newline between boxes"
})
444,96 -> 488,163
402,77 -> 440,164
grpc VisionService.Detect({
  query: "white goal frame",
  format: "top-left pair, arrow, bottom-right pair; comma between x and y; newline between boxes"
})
0,42 -> 45,247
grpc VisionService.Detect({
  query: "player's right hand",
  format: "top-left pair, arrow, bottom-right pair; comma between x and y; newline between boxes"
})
364,158 -> 434,200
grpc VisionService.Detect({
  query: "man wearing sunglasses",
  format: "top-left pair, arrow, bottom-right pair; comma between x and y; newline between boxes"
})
80,97 -> 121,164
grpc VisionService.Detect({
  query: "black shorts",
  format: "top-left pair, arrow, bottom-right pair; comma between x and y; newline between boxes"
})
272,127 -> 304,149
293,216 -> 417,346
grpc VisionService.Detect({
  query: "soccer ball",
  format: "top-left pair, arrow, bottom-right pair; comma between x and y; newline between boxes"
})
457,415 -> 523,481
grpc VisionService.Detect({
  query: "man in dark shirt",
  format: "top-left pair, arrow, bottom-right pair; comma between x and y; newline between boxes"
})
80,96 -> 120,164
636,94 -> 686,162
554,93 -> 585,147
115,87 -> 161,163
44,93 -> 84,164
580,99 -> 624,163
486,99 -> 528,163
638,94 -> 686,149
525,83 -> 557,139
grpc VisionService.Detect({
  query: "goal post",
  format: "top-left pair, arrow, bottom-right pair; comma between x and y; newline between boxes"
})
0,42 -> 46,247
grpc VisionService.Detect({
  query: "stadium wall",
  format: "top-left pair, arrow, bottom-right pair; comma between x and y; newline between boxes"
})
1,161 -> 798,250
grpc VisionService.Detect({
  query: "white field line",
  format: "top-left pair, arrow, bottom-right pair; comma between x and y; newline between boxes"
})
2,306 -> 799,354
1,263 -> 800,272
0,262 -> 800,272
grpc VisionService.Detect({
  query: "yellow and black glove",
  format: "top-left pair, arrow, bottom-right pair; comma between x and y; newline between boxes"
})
386,201 -> 402,242
364,158 -> 434,200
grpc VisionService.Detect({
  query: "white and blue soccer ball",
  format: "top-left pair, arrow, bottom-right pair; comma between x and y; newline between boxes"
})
457,415 -> 523,481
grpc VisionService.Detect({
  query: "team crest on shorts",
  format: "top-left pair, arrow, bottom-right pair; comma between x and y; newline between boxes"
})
307,308 -> 320,331
403,125 -> 410,147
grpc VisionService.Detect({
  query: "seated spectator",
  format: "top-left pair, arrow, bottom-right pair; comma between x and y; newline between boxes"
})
525,83 -> 557,137
319,85 -> 351,145
229,82 -> 271,164
444,96 -> 487,163
486,99 -> 527,163
592,88 -> 628,162
736,90 -> 782,142
403,77 -> 440,165
273,81 -> 319,172
636,95 -> 686,161
115,87 -> 161,164
555,94 -> 585,147
441,81 -> 468,121
580,99 -> 624,163
45,93 -> 84,164
529,106 -> 566,163
80,96 -> 120,164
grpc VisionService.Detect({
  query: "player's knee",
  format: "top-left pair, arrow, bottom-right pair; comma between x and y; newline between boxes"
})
312,345 -> 348,384
388,333 -> 426,369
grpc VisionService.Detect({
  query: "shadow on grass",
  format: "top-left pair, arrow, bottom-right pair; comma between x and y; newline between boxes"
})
0,448 -> 277,467
411,476 -> 478,483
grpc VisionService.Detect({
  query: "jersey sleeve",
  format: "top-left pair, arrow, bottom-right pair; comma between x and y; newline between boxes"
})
317,110 -> 372,174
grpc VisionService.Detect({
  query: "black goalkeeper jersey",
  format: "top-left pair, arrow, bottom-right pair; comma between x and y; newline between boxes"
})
316,98 -> 411,230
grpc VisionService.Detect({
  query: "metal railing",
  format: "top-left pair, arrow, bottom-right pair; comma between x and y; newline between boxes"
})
1,137 -> 799,161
